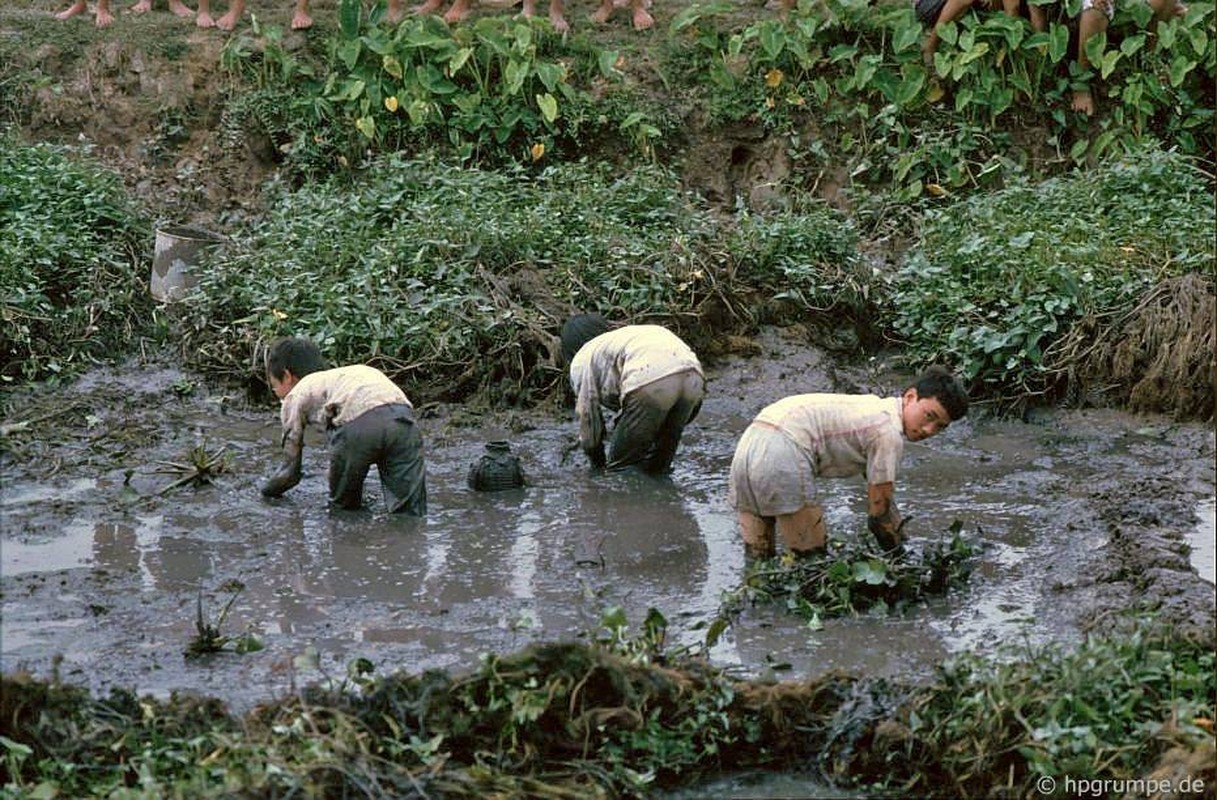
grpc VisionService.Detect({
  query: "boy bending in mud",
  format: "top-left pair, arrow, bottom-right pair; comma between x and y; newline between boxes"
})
729,366 -> 969,559
560,313 -> 704,475
261,336 -> 427,515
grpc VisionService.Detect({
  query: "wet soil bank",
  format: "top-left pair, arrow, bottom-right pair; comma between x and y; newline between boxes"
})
2,328 -> 1214,715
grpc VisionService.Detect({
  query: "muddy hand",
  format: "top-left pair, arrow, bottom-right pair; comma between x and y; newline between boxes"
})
872,514 -> 911,554
261,468 -> 300,497
585,443 -> 607,469
263,438 -> 304,497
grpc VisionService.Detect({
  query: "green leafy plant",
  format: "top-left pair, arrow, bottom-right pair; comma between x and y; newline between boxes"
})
662,0 -> 1215,200
185,580 -> 262,658
711,520 -> 976,639
153,442 -> 230,495
885,145 -> 1215,409
0,136 -> 153,384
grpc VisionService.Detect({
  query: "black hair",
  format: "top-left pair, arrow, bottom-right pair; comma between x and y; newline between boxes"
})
912,365 -> 969,421
559,313 -> 615,364
265,336 -> 328,381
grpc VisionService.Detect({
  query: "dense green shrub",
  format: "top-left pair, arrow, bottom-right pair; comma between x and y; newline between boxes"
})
0,136 -> 152,384
664,0 -> 1216,199
885,146 -> 1215,406
727,204 -> 863,314
180,158 -> 721,398
178,157 -> 867,400
904,627 -> 1216,796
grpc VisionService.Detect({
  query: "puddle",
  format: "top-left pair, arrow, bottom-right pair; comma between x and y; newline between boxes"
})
1190,498 -> 1216,584
2,349 -> 1214,724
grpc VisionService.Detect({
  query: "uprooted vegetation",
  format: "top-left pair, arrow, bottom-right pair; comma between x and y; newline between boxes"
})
1,616 -> 1212,798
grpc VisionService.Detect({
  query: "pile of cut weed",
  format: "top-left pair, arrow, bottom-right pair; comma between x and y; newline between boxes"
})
1065,271 -> 1215,419
712,523 -> 978,637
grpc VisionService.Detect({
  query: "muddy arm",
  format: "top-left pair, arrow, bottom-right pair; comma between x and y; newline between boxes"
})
262,437 -> 303,497
866,481 -> 904,551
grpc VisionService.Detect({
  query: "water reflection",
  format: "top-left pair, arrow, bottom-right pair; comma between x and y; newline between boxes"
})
1190,498 -> 1216,584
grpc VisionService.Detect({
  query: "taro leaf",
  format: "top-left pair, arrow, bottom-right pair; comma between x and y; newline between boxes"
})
339,0 -> 361,38
536,92 -> 558,123
853,560 -> 889,585
1048,22 -> 1070,62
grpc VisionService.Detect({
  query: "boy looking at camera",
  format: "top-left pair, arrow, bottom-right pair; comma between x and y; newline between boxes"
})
729,366 -> 969,559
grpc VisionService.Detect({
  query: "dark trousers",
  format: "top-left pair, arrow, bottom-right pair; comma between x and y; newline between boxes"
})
607,370 -> 705,475
327,403 -> 427,515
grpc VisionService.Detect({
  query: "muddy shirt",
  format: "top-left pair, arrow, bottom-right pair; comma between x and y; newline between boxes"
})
279,365 -> 411,448
568,325 -> 703,452
753,393 -> 904,484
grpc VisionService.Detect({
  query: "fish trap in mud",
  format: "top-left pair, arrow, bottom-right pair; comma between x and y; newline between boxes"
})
467,440 -> 527,491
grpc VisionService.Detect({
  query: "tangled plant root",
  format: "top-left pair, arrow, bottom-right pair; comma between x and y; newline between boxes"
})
1067,274 -> 1215,420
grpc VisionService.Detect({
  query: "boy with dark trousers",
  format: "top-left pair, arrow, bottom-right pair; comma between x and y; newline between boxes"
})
261,336 -> 427,515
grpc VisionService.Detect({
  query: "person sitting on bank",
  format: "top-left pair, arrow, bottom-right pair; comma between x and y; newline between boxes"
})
261,336 -> 427,515
728,365 -> 969,559
559,313 -> 705,475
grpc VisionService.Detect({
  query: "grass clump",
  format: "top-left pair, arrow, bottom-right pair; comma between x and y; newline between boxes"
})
0,135 -> 153,385
885,146 -> 1216,416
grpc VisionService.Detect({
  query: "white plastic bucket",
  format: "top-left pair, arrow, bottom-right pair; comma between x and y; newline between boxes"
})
150,225 -> 226,302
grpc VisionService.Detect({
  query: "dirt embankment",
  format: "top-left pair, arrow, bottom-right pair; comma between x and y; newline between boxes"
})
2,0 -> 804,235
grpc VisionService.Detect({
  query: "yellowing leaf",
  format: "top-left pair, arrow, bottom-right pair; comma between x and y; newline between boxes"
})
765,68 -> 784,88
925,183 -> 948,197
536,92 -> 558,123
530,142 -> 545,161
926,81 -> 945,104
384,95 -> 399,112
382,55 -> 403,80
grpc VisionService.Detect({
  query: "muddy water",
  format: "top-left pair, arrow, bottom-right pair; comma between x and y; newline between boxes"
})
2,331 -> 1214,723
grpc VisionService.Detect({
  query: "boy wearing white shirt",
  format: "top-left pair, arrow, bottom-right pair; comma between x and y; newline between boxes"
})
560,314 -> 705,475
729,366 -> 968,558
261,337 -> 427,515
